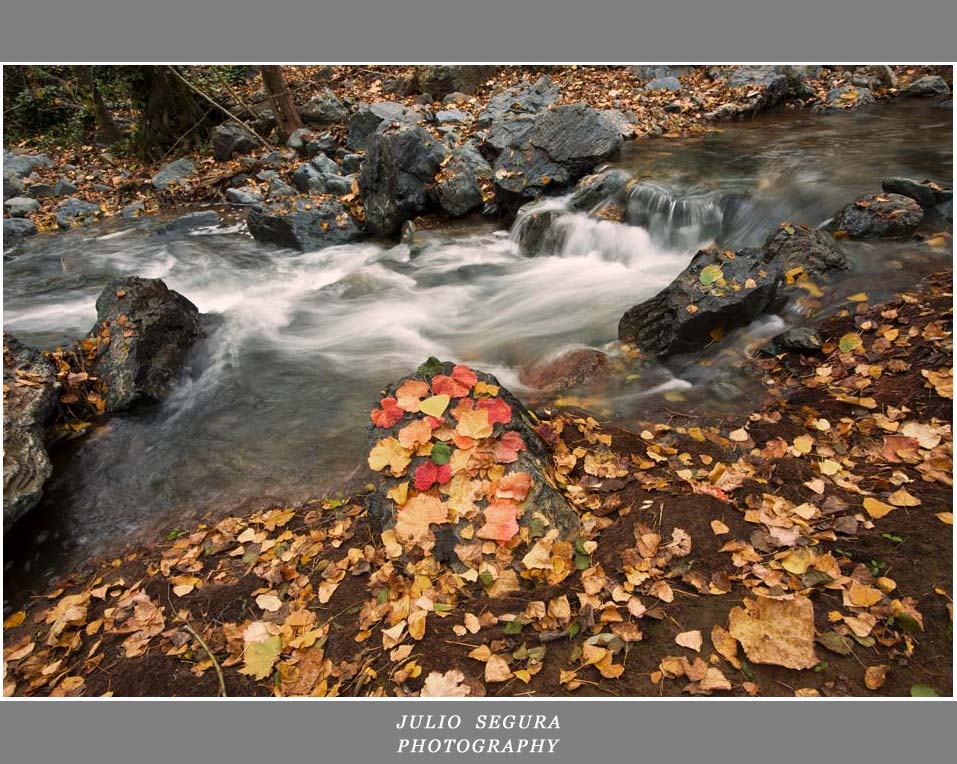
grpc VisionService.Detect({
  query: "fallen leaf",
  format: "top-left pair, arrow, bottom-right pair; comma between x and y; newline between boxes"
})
675,630 -> 703,652
728,595 -> 818,670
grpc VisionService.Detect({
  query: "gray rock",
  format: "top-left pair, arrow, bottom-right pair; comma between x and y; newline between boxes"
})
226,186 -> 263,205
442,91 -> 468,106
706,66 -> 791,120
852,65 -> 897,90
341,153 -> 363,174
630,65 -> 693,81
477,76 -> 560,130
644,76 -> 682,92
292,163 -> 353,194
267,180 -> 298,199
91,183 -> 112,193
901,76 -> 950,97
151,158 -> 195,190
4,196 -> 40,218
120,201 -> 146,218
28,183 -> 56,198
286,127 -> 315,153
260,151 -> 287,169
823,85 -> 875,110
512,204 -> 566,256
247,198 -> 362,251
3,152 -> 52,178
762,223 -> 848,279
493,104 -> 622,206
599,109 -> 638,139
156,210 -> 222,235
882,177 -> 952,210
827,193 -> 923,239
309,153 -> 341,175
430,147 -> 487,217
938,99 -> 953,110
4,170 -> 26,200
305,131 -> 337,158
568,168 -> 633,213
435,109 -> 469,124
301,88 -> 348,125
359,122 -> 447,236
89,277 -> 203,412
347,102 -> 424,151
2,336 -> 58,531
3,218 -> 38,246
212,122 -> 258,161
53,177 -> 78,196
55,197 -> 101,229
414,65 -> 497,99
365,358 -> 580,569
761,327 -> 823,356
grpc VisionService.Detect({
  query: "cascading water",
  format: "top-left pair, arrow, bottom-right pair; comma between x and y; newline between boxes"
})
624,180 -> 724,251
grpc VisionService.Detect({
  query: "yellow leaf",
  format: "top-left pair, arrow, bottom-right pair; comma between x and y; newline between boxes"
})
675,630 -> 703,652
395,494 -> 448,547
368,437 -> 412,477
456,408 -> 493,440
864,664 -> 888,690
4,611 -> 26,629
728,595 -> 817,670
935,512 -> 953,525
838,333 -> 863,353
863,497 -> 894,519
887,489 -> 920,507
419,394 -> 450,417
485,654 -> 513,683
711,520 -> 729,535
387,481 -> 410,506
847,292 -> 869,302
256,593 -> 282,612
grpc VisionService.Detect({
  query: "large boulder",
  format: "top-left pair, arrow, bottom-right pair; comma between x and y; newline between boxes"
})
430,144 -> 491,218
212,122 -> 258,161
3,336 -> 58,531
882,177 -> 952,220
151,158 -> 195,190
414,66 -> 497,99
365,358 -> 580,574
4,197 -> 40,218
347,102 -> 425,151
901,76 -> 950,97
761,223 -> 848,278
300,88 -> 348,126
493,104 -> 622,207
247,198 -> 362,251
827,193 -> 924,239
55,197 -> 102,230
3,152 -> 53,179
706,66 -> 792,120
567,168 -> 633,213
477,76 -> 560,154
89,277 -> 202,412
359,122 -> 447,236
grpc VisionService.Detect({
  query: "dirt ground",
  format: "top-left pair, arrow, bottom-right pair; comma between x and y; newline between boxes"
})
3,272 -> 952,698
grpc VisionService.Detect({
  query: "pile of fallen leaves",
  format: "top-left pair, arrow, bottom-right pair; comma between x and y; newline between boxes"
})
3,271 -> 951,698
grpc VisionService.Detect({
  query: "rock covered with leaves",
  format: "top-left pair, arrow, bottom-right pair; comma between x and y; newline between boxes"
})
827,193 -> 924,239
247,197 -> 362,251
366,358 -> 581,582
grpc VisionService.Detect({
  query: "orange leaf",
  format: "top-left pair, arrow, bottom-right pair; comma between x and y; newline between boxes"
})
477,500 -> 520,544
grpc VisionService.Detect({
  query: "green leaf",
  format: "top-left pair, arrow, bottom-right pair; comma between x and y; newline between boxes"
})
479,570 -> 494,588
911,683 -> 939,697
417,357 -> 444,378
699,264 -> 723,286
240,635 -> 281,681
566,622 -> 581,640
430,442 -> 451,465
574,552 -> 591,571
433,602 -> 454,612
838,332 -> 862,353
503,620 -> 523,635
376,588 -> 389,605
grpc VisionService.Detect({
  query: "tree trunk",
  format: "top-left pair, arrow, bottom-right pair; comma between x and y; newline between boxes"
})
77,66 -> 123,145
260,65 -> 302,141
130,66 -> 208,160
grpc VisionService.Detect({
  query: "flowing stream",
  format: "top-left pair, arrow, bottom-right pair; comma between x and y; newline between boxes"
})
3,100 -> 952,600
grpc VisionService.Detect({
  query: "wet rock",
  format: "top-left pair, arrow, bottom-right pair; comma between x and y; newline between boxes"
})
301,88 -> 348,126
53,177 -> 78,196
643,76 -> 681,92
512,203 -> 566,256
151,158 -> 195,190
568,168 -> 633,213
901,76 -> 950,97
359,122 -> 447,236
430,145 -> 491,218
493,104 -> 621,207
522,347 -> 610,393
3,218 -> 38,246
89,277 -> 203,412
156,210 -> 221,235
618,248 -> 782,359
827,193 -> 923,239
823,85 -> 875,110
3,152 -> 52,178
4,196 -> 40,218
761,327 -> 823,356
120,201 -> 146,218
225,186 -> 263,206
247,198 -> 362,251
55,197 -> 102,230
347,102 -> 425,151
3,336 -> 58,531
212,122 -> 258,161
365,358 -> 580,570
881,177 -> 952,214
415,65 -> 496,99
762,223 -> 848,278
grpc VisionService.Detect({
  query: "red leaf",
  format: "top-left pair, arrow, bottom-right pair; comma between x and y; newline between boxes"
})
414,461 -> 452,491
371,397 -> 404,428
477,397 -> 512,425
493,431 -> 527,463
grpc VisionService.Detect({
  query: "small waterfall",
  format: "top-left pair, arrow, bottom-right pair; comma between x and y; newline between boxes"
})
625,181 -> 723,251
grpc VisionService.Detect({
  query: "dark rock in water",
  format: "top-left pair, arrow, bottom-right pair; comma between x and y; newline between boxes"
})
3,336 -> 58,531
415,65 -> 497,99
618,248 -> 782,359
568,168 -> 633,213
55,197 -> 101,229
624,181 -> 723,250
156,210 -> 221,235
512,203 -> 566,256
938,99 -> 953,111
643,76 -> 682,92
53,177 -> 78,196
359,122 -> 447,236
247,198 -> 362,251
718,192 -> 758,245
3,152 -> 53,178
89,277 -> 202,413
761,327 -> 823,356
225,186 -> 263,206
4,196 -> 40,218
430,145 -> 491,218
212,122 -> 258,161
823,85 -> 875,110
365,358 -> 580,572
827,193 -> 923,239
347,102 -> 425,151
3,218 -> 39,247
522,347 -> 610,393
762,223 -> 848,278
151,158 -> 195,190
493,104 -> 621,206
901,76 -> 950,97
301,88 -> 348,126
881,177 -> 952,213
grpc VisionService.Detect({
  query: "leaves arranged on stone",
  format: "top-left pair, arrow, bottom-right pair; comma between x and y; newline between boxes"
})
395,494 -> 448,547
456,408 -> 493,440
414,460 -> 453,491
368,437 -> 412,477
397,418 -> 433,449
395,379 -> 430,412
477,397 -> 512,425
477,500 -> 520,544
699,264 -> 723,286
419,394 -> 451,418
430,441 -> 452,465
371,396 -> 404,428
